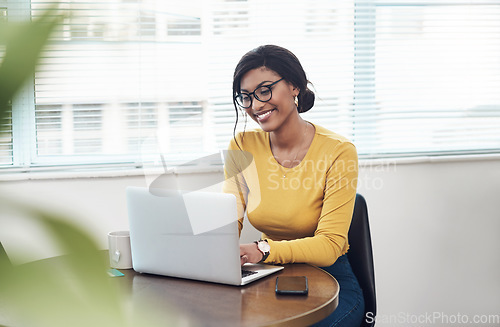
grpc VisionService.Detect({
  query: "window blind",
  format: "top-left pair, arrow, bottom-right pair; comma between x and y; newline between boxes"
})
0,106 -> 12,166
0,5 -> 13,166
30,0 -> 206,166
355,1 -> 500,157
2,0 -> 500,169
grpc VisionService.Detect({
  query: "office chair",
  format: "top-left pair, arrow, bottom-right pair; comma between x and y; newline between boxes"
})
347,194 -> 376,327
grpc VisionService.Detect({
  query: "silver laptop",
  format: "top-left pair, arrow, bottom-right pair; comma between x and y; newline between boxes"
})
126,186 -> 283,286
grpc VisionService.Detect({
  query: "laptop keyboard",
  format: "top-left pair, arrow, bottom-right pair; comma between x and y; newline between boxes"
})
241,269 -> 258,278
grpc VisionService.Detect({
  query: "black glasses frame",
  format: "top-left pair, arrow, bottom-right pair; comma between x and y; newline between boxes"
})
234,78 -> 284,109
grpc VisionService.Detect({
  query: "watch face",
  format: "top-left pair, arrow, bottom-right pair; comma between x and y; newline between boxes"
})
258,241 -> 270,253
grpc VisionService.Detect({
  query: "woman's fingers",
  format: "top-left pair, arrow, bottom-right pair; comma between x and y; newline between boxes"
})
239,243 -> 262,265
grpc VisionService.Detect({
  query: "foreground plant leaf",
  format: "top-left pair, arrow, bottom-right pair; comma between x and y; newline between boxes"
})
0,9 -> 60,124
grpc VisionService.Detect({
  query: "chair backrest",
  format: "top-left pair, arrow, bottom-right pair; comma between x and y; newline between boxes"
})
347,194 -> 376,327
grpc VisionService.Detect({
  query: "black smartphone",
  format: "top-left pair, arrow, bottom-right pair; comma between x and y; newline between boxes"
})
275,276 -> 308,295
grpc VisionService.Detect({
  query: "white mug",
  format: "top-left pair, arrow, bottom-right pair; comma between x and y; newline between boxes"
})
108,231 -> 133,269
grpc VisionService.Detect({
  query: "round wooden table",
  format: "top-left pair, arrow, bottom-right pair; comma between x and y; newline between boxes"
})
115,263 -> 339,327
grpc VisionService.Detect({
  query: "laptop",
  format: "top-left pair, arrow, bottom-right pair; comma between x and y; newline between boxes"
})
126,186 -> 283,286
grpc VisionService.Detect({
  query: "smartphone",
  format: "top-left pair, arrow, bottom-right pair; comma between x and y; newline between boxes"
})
275,276 -> 308,295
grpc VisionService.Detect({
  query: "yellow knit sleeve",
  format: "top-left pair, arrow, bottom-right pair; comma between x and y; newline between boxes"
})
264,141 -> 358,267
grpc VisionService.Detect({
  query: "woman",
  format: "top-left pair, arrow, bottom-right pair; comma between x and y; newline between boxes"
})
223,45 -> 364,327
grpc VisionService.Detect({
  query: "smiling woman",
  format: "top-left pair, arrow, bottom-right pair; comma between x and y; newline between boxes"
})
224,45 -> 365,327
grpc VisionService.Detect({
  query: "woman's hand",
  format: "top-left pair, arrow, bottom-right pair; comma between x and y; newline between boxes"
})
239,243 -> 263,266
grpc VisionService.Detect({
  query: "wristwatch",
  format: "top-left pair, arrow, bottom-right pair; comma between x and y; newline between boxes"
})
254,240 -> 270,263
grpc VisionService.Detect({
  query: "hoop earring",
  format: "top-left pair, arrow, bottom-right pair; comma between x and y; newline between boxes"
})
294,96 -> 299,107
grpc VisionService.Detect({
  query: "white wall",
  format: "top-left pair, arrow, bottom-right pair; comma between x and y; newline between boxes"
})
357,157 -> 500,326
1,156 -> 499,326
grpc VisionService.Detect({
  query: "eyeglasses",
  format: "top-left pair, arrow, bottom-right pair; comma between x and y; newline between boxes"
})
234,78 -> 284,109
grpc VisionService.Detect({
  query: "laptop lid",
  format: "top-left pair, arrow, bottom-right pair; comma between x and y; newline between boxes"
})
126,187 -> 282,286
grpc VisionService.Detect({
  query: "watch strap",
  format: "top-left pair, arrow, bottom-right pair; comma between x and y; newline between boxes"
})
254,240 -> 270,263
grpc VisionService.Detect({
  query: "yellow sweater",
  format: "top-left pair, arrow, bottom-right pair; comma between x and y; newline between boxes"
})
223,123 -> 358,267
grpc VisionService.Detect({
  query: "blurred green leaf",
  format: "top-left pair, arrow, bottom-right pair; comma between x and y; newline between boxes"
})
0,208 -> 128,327
0,8 -> 177,327
0,8 -> 137,327
0,195 -> 178,327
0,9 -> 61,125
